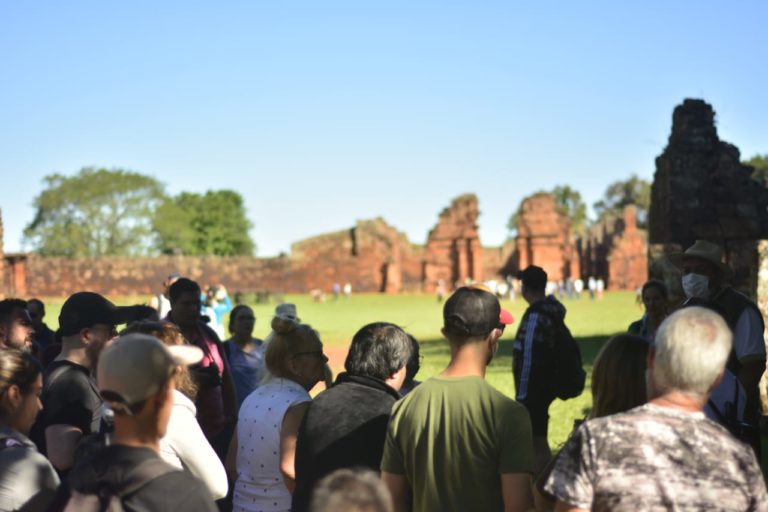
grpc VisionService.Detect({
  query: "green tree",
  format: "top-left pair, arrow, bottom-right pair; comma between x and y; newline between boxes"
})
593,174 -> 651,227
507,185 -> 587,235
154,190 -> 255,256
24,167 -> 166,256
552,185 -> 587,233
745,154 -> 768,185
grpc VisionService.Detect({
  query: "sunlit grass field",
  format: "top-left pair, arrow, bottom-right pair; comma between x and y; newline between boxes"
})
40,290 -> 643,449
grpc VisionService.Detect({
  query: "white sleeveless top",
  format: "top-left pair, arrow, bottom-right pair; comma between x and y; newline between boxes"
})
233,378 -> 310,512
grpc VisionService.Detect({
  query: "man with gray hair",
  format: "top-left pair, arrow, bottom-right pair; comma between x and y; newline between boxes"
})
544,307 -> 767,511
292,322 -> 411,512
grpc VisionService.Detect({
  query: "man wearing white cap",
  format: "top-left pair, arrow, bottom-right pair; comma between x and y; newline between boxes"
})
59,334 -> 217,510
676,240 -> 765,445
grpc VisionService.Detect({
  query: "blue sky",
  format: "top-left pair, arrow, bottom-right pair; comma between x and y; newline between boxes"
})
1,1 -> 766,256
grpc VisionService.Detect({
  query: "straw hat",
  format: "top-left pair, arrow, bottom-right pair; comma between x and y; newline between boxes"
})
670,240 -> 730,274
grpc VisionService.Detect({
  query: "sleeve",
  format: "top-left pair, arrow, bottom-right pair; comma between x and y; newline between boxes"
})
164,404 -> 229,500
498,404 -> 534,474
542,423 -> 595,510
732,309 -> 766,362
515,312 -> 540,401
380,413 -> 405,475
517,313 -> 556,402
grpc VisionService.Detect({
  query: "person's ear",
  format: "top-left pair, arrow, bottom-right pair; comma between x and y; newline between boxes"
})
4,384 -> 21,410
440,327 -> 447,338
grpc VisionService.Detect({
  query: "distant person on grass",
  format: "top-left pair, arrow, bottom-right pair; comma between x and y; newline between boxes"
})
381,285 -> 532,512
292,322 -> 411,512
543,307 -> 767,510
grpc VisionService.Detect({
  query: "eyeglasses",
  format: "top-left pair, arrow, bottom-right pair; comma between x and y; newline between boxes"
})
294,351 -> 329,363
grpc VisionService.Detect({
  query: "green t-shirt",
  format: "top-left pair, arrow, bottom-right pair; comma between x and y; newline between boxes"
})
381,375 -> 534,512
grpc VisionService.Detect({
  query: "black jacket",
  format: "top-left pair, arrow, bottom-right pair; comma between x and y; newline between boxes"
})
292,373 -> 401,512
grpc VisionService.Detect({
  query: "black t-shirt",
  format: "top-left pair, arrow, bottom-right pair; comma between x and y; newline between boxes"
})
33,360 -> 102,454
53,445 -> 218,512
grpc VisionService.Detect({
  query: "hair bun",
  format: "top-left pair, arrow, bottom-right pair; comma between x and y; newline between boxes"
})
271,316 -> 298,334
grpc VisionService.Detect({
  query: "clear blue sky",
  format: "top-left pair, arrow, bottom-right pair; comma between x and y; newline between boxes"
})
1,1 -> 766,256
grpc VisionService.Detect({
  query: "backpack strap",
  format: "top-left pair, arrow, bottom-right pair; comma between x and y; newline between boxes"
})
117,457 -> 178,497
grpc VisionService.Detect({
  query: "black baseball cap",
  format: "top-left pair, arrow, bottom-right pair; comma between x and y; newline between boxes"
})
443,286 -> 513,337
58,292 -> 136,336
517,265 -> 548,290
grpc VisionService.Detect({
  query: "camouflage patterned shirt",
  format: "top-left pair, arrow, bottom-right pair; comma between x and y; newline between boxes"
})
544,403 -> 768,511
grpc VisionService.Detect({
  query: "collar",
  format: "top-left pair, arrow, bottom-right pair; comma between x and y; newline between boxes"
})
335,372 -> 401,400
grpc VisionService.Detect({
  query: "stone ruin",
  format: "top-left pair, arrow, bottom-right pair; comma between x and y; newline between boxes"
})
422,194 -> 483,292
509,192 -> 580,283
580,206 -> 647,291
648,98 -> 768,300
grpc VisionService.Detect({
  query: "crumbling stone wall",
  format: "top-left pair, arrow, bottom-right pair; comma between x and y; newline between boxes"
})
648,98 -> 768,299
514,193 -> 579,282
423,194 -> 483,291
580,206 -> 647,290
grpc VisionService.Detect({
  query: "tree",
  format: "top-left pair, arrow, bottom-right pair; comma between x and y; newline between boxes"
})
552,185 -> 587,234
154,190 -> 255,256
744,154 -> 768,185
24,167 -> 166,256
593,174 -> 651,227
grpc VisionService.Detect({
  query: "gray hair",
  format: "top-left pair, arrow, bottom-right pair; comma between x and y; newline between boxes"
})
310,468 -> 393,512
344,323 -> 411,381
652,306 -> 732,398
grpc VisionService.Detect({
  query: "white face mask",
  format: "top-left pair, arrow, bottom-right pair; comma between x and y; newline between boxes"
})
682,273 -> 709,299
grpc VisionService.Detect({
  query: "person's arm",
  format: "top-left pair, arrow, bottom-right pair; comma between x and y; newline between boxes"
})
733,309 -> 767,419
165,400 -> 229,499
279,401 -> 310,492
225,427 -> 238,483
45,425 -> 82,471
381,471 -> 408,512
500,473 -> 533,512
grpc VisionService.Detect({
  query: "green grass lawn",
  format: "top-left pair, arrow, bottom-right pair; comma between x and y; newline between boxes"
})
39,291 -> 643,449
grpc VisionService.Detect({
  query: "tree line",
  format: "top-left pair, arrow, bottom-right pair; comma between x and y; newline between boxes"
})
508,152 -> 768,237
23,167 -> 255,257
24,156 -> 768,257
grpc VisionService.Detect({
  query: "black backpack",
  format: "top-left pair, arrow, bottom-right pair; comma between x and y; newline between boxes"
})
545,312 -> 586,400
60,457 -> 177,512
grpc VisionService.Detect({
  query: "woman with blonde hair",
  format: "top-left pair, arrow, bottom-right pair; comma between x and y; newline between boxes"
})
230,316 -> 327,512
121,320 -> 228,500
0,348 -> 59,510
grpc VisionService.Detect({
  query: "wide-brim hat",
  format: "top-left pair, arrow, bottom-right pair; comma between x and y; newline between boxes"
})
670,240 -> 730,274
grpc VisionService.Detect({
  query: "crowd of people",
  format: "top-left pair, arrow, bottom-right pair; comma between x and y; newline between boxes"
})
0,239 -> 765,511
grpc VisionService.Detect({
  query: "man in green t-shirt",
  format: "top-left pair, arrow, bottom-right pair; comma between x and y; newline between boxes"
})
381,286 -> 535,512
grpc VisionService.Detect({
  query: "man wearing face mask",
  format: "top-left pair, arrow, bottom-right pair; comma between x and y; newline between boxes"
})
677,240 -> 766,438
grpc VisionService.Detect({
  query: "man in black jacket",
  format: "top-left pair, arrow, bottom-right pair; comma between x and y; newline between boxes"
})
513,265 -> 567,474
292,322 -> 412,512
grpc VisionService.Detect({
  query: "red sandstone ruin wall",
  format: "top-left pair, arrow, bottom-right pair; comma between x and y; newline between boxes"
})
515,193 -> 580,282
